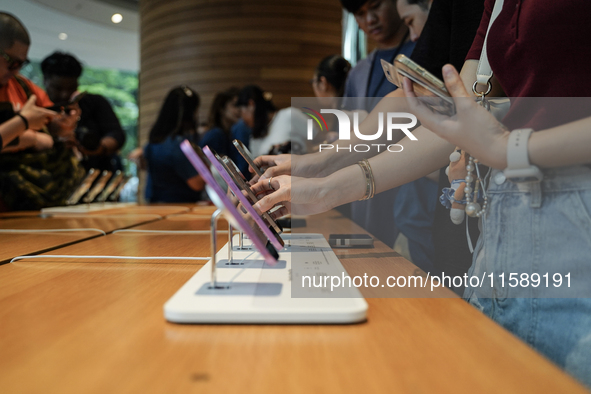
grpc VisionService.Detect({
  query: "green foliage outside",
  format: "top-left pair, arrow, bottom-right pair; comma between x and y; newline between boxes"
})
20,61 -> 139,176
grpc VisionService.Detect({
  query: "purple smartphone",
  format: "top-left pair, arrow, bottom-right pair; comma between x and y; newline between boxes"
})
203,146 -> 284,251
180,140 -> 279,265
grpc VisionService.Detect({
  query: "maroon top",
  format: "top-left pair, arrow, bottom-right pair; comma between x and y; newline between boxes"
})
466,0 -> 591,130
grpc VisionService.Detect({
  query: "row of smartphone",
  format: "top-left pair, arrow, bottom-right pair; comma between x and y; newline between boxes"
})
66,169 -> 129,205
181,140 -> 285,266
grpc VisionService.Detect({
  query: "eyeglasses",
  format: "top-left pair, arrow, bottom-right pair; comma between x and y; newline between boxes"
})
0,49 -> 30,71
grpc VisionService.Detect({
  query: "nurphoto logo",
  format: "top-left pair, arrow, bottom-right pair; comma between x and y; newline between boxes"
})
303,108 -> 418,153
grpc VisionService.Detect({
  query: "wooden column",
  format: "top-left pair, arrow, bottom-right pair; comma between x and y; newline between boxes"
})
138,0 -> 342,145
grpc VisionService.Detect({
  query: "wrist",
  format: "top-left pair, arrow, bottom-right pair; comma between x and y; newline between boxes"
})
503,128 -> 543,182
322,165 -> 366,209
16,113 -> 29,130
493,130 -> 511,169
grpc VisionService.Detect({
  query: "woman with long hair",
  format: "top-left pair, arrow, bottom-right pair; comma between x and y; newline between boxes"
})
144,86 -> 204,202
199,88 -> 241,157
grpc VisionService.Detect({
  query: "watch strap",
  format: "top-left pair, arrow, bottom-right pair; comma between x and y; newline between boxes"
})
506,128 -> 534,169
504,128 -> 544,182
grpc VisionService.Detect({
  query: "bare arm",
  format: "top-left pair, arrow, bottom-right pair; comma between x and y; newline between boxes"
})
404,63 -> 589,170
186,175 -> 205,192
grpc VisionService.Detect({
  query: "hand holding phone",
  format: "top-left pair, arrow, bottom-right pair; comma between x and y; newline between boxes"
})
382,54 -> 455,116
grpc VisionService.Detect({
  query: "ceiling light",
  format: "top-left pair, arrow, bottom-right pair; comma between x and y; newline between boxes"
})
111,13 -> 123,24
58,33 -> 68,40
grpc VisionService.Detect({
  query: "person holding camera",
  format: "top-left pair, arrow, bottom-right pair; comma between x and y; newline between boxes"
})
41,52 -> 126,172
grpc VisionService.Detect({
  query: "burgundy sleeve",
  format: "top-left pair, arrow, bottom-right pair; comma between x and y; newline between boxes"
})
465,0 -> 495,60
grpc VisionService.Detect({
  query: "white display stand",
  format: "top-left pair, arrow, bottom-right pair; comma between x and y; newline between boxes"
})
164,233 -> 368,324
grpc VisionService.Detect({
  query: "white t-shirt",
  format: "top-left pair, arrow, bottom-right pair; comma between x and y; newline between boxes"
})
249,107 -> 311,157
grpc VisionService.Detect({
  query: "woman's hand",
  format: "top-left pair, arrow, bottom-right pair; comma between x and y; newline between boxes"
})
19,95 -> 58,130
250,154 -> 292,184
48,105 -> 81,139
403,64 -> 510,169
251,175 -> 336,217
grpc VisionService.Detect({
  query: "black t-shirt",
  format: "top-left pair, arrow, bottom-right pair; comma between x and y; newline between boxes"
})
410,0 -> 485,277
77,93 -> 126,172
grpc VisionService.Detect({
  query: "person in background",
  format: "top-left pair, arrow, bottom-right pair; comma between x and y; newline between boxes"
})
236,85 -> 310,157
199,87 -> 241,160
341,0 -> 414,111
144,86 -> 204,203
311,54 -> 351,101
340,0 -> 420,260
0,12 -> 83,211
396,0 -> 432,42
0,12 -> 76,153
41,52 -> 126,173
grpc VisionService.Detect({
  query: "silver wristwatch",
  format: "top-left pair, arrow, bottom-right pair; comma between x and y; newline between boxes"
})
503,128 -> 543,182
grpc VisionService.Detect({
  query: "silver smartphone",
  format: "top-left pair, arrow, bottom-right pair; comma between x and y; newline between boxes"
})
83,170 -> 112,203
96,171 -> 124,203
232,139 -> 263,177
66,169 -> 100,205
217,153 -> 283,235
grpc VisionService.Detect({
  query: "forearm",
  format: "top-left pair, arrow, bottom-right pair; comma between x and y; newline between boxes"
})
528,117 -> 591,168
322,127 -> 454,209
371,127 -> 453,193
304,90 -> 411,177
0,116 -> 27,148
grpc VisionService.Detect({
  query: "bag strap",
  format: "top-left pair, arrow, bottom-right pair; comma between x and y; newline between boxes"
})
14,75 -> 33,99
475,0 -> 504,95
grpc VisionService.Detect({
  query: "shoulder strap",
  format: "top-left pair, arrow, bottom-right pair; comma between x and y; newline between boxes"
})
14,75 -> 33,99
476,0 -> 504,89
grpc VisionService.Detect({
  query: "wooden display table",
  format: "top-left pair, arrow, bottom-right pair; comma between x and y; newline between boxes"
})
0,211 -> 587,393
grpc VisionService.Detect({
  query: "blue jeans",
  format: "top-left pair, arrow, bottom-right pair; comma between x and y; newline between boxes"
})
464,166 -> 591,387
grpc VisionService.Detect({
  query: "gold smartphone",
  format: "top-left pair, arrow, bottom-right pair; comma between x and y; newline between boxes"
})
381,54 -> 456,115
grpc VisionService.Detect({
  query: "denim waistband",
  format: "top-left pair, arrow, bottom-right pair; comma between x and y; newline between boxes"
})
487,165 -> 591,194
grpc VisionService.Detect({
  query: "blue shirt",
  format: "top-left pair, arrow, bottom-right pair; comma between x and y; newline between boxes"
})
200,121 -> 252,178
200,127 -> 233,157
343,40 -> 415,111
367,46 -> 411,97
144,135 -> 202,203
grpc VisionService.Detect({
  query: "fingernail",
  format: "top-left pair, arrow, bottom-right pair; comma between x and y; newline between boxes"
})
443,66 -> 453,78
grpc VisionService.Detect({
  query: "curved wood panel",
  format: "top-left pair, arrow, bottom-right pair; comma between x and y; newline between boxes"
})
139,0 -> 342,147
